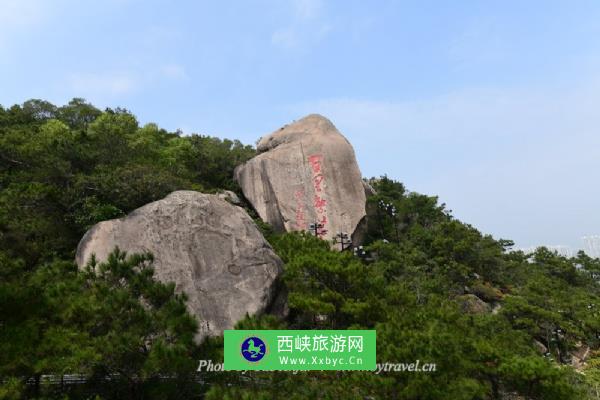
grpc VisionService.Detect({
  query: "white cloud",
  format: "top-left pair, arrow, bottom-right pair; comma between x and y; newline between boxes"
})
271,28 -> 299,49
160,64 -> 188,81
0,0 -> 46,28
271,0 -> 331,50
292,0 -> 323,20
292,79 -> 600,248
67,72 -> 137,96
446,16 -> 509,71
138,26 -> 184,49
65,62 -> 189,98
0,0 -> 51,51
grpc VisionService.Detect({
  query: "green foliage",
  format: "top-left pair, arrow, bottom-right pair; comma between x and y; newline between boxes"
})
584,354 -> 600,399
0,99 -> 255,266
498,357 -> 584,399
0,249 -> 200,399
1,99 -> 599,398
211,177 -> 600,399
0,377 -> 24,400
0,99 -> 256,398
270,232 -> 386,329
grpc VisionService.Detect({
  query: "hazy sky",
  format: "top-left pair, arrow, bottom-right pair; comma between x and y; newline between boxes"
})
1,0 -> 599,250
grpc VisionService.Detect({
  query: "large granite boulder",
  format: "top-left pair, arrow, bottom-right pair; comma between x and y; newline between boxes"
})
234,114 -> 366,246
76,190 -> 283,342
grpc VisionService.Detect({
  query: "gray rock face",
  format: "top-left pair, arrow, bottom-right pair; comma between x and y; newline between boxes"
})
533,340 -> 548,355
570,342 -> 591,371
76,191 -> 283,342
217,190 -> 242,205
362,180 -> 378,197
460,294 -> 491,314
234,114 -> 366,246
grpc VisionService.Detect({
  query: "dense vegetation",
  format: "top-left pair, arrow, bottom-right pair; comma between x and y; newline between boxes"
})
1,100 -> 599,399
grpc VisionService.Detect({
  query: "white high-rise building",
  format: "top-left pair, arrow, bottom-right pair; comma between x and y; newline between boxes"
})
511,237 -> 600,258
583,235 -> 600,258
513,245 -> 574,257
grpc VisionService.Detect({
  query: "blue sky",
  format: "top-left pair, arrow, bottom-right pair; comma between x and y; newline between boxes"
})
2,0 -> 600,250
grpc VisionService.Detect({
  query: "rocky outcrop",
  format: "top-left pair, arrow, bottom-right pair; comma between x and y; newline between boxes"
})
217,189 -> 242,205
76,191 -> 283,342
533,340 -> 548,355
362,180 -> 377,197
459,294 -> 492,314
234,114 -> 366,246
570,342 -> 591,371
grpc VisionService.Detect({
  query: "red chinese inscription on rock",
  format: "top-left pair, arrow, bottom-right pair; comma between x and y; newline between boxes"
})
307,154 -> 328,237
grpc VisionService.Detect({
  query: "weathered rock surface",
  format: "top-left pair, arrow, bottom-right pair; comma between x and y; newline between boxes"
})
76,190 -> 283,342
234,114 -> 366,246
533,339 -> 548,355
362,179 -> 377,197
570,342 -> 591,371
217,189 -> 242,205
459,294 -> 492,314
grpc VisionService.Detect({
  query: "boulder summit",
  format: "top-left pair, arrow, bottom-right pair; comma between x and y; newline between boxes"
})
235,114 -> 366,246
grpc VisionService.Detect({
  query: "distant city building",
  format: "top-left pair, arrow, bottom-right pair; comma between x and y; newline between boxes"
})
512,236 -> 600,259
583,235 -> 600,258
547,245 -> 575,257
514,245 -> 575,258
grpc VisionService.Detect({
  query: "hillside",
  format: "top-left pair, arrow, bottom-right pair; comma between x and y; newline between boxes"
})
1,99 -> 599,399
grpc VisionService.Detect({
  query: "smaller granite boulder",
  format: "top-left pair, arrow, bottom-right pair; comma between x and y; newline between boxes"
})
459,294 -> 491,314
76,191 -> 283,342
